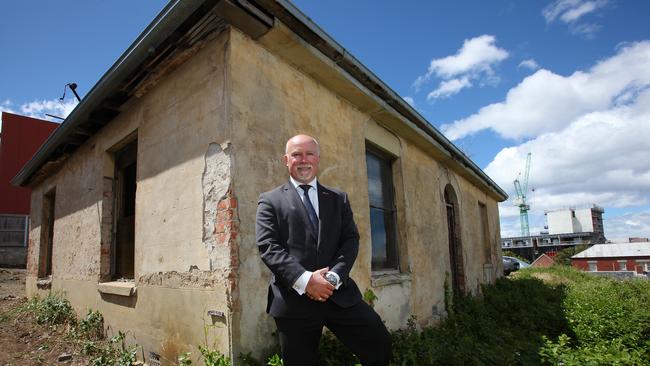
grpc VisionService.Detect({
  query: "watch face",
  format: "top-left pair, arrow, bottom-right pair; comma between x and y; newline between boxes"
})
325,273 -> 337,286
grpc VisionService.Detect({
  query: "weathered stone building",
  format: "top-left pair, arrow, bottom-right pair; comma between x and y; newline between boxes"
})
14,0 -> 507,363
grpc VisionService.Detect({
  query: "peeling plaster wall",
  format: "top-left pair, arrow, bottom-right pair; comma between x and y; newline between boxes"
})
24,21 -> 502,362
26,30 -> 235,365
202,142 -> 234,270
227,28 -> 503,357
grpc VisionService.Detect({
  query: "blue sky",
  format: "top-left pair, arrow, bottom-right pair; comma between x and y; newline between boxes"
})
2,0 -> 650,240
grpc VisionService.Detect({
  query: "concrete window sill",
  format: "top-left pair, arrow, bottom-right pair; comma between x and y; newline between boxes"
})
371,271 -> 411,287
36,277 -> 52,289
97,281 -> 136,297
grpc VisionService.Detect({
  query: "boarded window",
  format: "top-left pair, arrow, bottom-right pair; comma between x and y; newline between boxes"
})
113,140 -> 137,280
366,145 -> 399,271
0,215 -> 28,247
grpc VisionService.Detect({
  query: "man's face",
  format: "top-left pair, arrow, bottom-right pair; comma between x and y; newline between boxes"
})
284,135 -> 320,184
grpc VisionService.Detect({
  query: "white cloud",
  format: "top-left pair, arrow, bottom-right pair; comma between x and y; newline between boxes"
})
542,0 -> 609,37
441,41 -> 650,141
542,0 -> 608,23
570,23 -> 601,38
454,41 -> 650,239
413,35 -> 508,98
427,77 -> 472,100
1,100 -> 17,114
486,86 -> 650,238
20,98 -> 77,120
1,98 -> 75,136
1,98 -> 77,124
605,212 -> 650,239
518,59 -> 540,71
403,96 -> 415,107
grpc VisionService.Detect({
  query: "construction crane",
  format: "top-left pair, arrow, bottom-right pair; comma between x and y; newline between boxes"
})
513,153 -> 532,236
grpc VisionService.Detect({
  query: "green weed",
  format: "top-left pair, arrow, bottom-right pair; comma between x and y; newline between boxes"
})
177,351 -> 192,365
27,291 -> 76,326
266,353 -> 283,366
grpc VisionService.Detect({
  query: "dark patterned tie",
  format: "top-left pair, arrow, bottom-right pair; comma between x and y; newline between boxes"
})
299,184 -> 319,235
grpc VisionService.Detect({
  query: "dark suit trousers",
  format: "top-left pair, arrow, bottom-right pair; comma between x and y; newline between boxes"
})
274,300 -> 392,366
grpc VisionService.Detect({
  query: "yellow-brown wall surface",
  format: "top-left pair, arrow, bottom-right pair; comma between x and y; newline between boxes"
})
26,24 -> 503,364
227,27 -> 503,357
27,31 -> 235,365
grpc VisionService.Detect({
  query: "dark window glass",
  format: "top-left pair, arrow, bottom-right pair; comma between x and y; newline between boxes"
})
366,146 -> 398,270
0,215 -> 27,247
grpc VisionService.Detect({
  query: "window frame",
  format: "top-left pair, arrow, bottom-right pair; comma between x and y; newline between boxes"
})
478,202 -> 491,265
111,139 -> 138,281
588,261 -> 597,271
38,189 -> 56,279
365,143 -> 400,272
0,215 -> 29,247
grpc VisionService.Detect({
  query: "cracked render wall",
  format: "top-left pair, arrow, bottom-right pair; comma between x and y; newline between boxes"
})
226,28 -> 503,358
24,23 -> 502,363
26,30 -> 238,365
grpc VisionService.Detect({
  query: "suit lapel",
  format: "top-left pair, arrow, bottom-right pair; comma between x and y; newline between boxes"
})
317,183 -> 334,247
283,182 -> 317,241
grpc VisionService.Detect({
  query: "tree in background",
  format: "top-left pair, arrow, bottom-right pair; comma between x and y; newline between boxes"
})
553,245 -> 589,266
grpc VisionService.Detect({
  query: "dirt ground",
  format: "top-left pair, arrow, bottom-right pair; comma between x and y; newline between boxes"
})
0,268 -> 90,365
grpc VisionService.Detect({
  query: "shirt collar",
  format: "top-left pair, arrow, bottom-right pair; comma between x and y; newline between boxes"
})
290,176 -> 318,191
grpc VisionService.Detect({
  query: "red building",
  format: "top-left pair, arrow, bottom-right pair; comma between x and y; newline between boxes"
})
531,253 -> 554,268
0,112 -> 58,267
571,243 -> 650,274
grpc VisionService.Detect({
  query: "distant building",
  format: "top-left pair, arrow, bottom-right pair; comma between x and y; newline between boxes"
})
531,253 -> 554,268
0,112 -> 58,267
628,237 -> 650,243
571,242 -> 650,274
502,205 -> 605,262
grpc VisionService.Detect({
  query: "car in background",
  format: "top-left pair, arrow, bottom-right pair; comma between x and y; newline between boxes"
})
505,256 -> 531,269
502,256 -> 520,275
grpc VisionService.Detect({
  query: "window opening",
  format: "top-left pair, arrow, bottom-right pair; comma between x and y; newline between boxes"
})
39,190 -> 56,277
365,145 -> 399,271
445,185 -> 465,295
113,140 -> 137,280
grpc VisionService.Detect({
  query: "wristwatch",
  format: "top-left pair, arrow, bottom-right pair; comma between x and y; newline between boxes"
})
325,272 -> 338,287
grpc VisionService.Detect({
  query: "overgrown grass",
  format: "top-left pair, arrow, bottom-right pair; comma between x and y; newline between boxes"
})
10,268 -> 650,365
308,266 -> 650,365
527,267 -> 650,365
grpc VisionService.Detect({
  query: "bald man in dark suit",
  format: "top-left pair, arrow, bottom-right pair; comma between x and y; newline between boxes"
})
256,134 -> 391,365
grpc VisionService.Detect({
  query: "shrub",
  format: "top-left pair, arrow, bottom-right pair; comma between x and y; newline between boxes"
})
86,331 -> 139,366
198,345 -> 231,366
27,291 -> 76,326
79,309 -> 105,340
537,267 -> 650,365
317,330 -> 359,365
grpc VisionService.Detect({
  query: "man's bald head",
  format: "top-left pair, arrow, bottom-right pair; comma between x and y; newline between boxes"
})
284,134 -> 320,184
285,134 -> 320,155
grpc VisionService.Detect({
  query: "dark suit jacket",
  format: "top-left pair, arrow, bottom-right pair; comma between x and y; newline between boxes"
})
256,181 -> 362,318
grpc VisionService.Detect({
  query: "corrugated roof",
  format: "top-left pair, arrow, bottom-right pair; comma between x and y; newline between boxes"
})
572,243 -> 650,258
